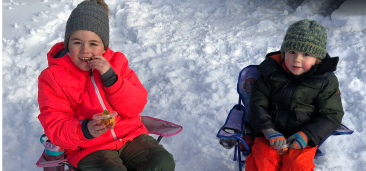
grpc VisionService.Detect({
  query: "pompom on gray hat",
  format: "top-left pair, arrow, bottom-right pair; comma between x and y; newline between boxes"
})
280,19 -> 327,60
64,0 -> 109,49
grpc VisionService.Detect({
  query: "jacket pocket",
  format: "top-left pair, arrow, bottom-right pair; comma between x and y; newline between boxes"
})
295,110 -> 313,123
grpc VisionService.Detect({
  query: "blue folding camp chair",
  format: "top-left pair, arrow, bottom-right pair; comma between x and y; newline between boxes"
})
217,65 -> 354,171
36,116 -> 183,171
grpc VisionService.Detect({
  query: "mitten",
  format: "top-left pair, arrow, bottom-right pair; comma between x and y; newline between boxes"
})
263,128 -> 286,147
287,131 -> 308,149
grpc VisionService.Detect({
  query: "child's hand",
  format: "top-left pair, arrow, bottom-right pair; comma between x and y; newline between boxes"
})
104,122 -> 114,129
263,128 -> 287,147
287,131 -> 308,149
87,119 -> 109,138
88,55 -> 111,75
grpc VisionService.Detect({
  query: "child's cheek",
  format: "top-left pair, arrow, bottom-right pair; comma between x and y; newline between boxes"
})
92,49 -> 105,56
303,62 -> 312,71
284,58 -> 292,69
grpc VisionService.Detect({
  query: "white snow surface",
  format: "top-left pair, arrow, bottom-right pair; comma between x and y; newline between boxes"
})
2,0 -> 366,170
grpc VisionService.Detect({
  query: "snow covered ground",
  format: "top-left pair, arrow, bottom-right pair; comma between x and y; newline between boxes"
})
2,0 -> 366,170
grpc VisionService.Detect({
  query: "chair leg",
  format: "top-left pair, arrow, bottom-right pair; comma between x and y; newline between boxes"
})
234,145 -> 237,161
237,140 -> 243,171
157,135 -> 163,143
238,150 -> 242,171
59,161 -> 79,171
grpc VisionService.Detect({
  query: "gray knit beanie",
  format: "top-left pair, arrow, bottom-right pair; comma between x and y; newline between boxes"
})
64,0 -> 109,49
280,19 -> 327,60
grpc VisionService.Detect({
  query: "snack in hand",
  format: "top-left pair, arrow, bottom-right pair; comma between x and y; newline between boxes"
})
93,110 -> 117,128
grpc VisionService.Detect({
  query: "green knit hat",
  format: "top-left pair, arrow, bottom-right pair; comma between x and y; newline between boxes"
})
280,19 -> 327,60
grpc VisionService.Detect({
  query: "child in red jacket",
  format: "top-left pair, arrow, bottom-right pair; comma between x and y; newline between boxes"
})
37,0 -> 175,170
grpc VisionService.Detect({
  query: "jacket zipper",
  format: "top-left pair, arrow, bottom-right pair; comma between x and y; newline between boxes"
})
284,82 -> 296,136
90,69 -> 117,140
275,81 -> 290,126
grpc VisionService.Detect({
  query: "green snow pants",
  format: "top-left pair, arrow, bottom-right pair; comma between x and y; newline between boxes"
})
77,134 -> 175,171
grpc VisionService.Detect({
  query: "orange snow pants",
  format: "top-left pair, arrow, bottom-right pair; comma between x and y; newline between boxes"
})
245,137 -> 317,171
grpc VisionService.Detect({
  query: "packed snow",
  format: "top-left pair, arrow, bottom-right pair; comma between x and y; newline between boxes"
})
2,0 -> 366,170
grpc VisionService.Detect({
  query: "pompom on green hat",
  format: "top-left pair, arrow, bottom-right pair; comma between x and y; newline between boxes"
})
280,19 -> 327,60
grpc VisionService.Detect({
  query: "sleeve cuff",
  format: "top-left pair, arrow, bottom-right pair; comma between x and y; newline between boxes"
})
81,119 -> 95,139
100,67 -> 118,87
104,74 -> 123,94
301,127 -> 319,147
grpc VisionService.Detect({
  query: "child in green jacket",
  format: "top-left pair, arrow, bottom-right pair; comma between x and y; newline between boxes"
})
246,19 -> 344,171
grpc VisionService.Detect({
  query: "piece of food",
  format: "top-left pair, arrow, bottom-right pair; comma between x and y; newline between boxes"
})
100,110 -> 116,128
271,144 -> 289,156
275,147 -> 289,155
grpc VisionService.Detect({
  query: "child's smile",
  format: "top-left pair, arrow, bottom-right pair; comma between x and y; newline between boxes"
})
79,57 -> 93,62
292,66 -> 302,70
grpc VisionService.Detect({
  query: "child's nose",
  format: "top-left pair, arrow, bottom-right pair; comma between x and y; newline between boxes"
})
294,54 -> 303,62
81,45 -> 89,53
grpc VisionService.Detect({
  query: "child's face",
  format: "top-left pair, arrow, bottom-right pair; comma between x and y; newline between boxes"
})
284,51 -> 317,75
68,30 -> 106,71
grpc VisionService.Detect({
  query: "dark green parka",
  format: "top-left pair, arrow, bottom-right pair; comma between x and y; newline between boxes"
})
248,51 -> 344,147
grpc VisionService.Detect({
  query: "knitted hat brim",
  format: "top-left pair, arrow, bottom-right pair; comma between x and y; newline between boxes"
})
281,39 -> 326,60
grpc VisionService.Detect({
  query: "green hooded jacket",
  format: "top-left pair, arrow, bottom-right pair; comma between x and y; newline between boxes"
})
248,51 -> 344,147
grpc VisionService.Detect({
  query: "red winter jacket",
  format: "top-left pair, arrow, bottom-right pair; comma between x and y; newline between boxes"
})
38,42 -> 149,167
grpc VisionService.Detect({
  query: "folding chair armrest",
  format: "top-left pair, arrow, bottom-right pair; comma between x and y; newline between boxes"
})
141,116 -> 183,137
333,124 -> 354,135
37,159 -> 68,166
318,124 -> 354,146
36,151 -> 80,171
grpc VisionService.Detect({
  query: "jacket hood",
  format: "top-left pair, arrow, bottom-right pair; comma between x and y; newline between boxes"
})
314,53 -> 339,75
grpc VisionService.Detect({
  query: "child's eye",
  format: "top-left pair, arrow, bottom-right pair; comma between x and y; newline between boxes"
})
73,42 -> 81,45
91,43 -> 97,46
289,51 -> 295,54
304,53 -> 310,56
